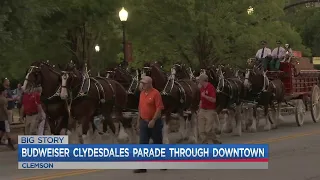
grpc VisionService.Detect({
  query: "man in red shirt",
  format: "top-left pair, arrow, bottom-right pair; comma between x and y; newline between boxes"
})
198,74 -> 221,144
20,89 -> 44,135
134,76 -> 165,173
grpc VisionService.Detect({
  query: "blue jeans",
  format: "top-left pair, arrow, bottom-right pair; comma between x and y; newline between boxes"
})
139,119 -> 163,144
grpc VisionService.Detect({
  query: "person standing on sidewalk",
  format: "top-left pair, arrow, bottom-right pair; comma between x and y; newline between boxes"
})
197,74 -> 221,144
3,78 -> 18,124
133,76 -> 166,173
14,83 -> 23,109
20,88 -> 44,135
0,85 -> 16,150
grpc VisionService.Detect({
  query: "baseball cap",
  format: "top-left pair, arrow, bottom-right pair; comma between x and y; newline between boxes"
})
140,76 -> 152,84
198,74 -> 208,81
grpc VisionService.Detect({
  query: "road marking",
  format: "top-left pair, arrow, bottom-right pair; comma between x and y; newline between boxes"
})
17,130 -> 320,180
34,170 -> 100,180
246,130 -> 320,144
16,170 -> 98,180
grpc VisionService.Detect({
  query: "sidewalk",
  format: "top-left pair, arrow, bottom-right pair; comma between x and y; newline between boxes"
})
0,123 -> 24,152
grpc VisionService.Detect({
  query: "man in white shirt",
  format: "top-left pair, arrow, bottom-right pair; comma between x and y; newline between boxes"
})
284,43 -> 294,62
270,40 -> 286,71
255,41 -> 272,71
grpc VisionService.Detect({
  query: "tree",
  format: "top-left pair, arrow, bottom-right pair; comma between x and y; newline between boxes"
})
285,5 -> 320,56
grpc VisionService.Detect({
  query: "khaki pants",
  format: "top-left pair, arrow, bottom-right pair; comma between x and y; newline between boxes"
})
7,110 -> 13,124
198,109 -> 219,143
25,115 -> 38,135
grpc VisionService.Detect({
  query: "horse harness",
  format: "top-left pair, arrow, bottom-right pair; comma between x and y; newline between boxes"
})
217,77 -> 242,103
64,68 -> 115,105
161,68 -> 193,106
25,62 -> 62,100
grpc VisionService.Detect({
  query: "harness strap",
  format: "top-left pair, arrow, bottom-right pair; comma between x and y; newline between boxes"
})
96,77 -> 116,105
88,77 -> 104,103
175,81 -> 187,104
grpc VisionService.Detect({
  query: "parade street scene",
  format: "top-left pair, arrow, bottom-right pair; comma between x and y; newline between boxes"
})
1,0 -> 320,179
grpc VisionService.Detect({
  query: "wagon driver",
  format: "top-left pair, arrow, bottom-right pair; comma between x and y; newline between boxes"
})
255,40 -> 272,71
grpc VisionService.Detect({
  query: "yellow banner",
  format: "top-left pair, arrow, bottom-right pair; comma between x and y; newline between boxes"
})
313,57 -> 320,65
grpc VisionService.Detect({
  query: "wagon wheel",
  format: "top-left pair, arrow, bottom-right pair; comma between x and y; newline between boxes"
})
295,99 -> 306,126
310,85 -> 320,123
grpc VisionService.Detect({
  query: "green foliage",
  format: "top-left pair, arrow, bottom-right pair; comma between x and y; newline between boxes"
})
0,0 -> 317,80
285,5 -> 320,56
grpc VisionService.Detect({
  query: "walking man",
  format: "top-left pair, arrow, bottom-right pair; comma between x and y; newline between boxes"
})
198,74 -> 221,144
0,85 -> 15,150
134,76 -> 166,173
20,88 -> 44,135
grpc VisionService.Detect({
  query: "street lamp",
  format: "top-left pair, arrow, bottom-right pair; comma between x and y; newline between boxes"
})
119,7 -> 128,66
247,6 -> 254,15
95,44 -> 100,52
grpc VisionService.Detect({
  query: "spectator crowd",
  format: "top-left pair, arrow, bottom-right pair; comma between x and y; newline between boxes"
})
0,78 -> 49,151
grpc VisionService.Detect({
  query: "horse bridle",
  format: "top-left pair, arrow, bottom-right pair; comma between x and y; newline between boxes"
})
25,63 -> 62,99
60,70 -> 80,95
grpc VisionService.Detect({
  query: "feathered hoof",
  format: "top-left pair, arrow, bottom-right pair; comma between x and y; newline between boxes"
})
263,124 -> 272,131
66,130 -> 72,135
248,127 -> 257,133
271,124 -> 278,129
223,128 -> 233,134
215,129 -> 222,135
212,140 -> 222,144
188,136 -> 197,144
163,137 -> 170,144
233,130 -> 242,137
82,134 -> 90,144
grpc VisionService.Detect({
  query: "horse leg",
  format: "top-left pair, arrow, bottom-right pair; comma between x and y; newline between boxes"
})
67,117 -> 81,144
186,112 -> 198,144
115,111 -> 130,144
58,114 -> 69,135
240,107 -> 247,132
270,102 -> 278,129
263,105 -> 272,131
276,103 -> 284,124
233,106 -> 242,136
81,115 -> 94,144
162,113 -> 170,144
223,110 -> 233,134
248,106 -> 257,133
47,118 -> 56,135
213,111 -> 221,135
178,113 -> 187,141
122,115 -> 136,144
220,111 -> 227,133
102,112 -> 118,144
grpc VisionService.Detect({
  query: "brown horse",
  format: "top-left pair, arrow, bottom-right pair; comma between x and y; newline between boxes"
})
22,61 -> 69,135
142,62 -> 200,143
59,63 -> 130,144
244,65 -> 285,132
101,65 -> 140,111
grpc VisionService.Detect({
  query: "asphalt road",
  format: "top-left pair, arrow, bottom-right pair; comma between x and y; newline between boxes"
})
2,114 -> 320,180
